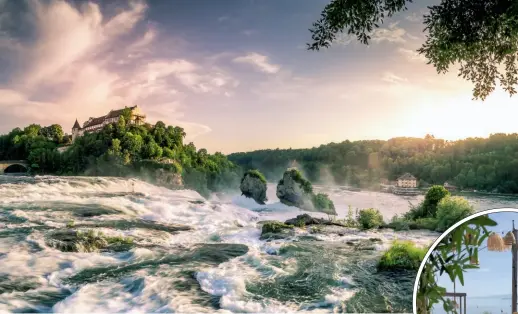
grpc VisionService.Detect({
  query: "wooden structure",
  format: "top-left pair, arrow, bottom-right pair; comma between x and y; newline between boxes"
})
444,292 -> 467,314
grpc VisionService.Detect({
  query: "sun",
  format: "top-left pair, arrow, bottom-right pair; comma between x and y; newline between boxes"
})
402,87 -> 518,140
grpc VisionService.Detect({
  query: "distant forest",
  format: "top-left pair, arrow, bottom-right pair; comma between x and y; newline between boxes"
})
227,134 -> 518,194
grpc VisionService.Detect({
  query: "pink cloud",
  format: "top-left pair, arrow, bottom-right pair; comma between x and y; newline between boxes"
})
0,0 -> 236,139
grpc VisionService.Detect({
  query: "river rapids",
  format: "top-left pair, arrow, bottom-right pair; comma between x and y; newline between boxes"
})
0,176 -> 443,313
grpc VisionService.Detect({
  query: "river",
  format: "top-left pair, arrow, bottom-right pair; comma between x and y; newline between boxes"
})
0,176 -> 516,313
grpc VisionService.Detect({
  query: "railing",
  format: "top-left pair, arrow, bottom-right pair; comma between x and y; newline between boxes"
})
445,292 -> 467,314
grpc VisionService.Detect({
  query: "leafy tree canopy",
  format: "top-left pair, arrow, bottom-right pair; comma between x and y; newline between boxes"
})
308,0 -> 518,100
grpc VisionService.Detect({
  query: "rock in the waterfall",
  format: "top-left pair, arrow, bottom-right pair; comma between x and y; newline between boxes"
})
259,221 -> 295,240
276,168 -> 314,210
155,168 -> 183,189
276,168 -> 336,214
240,170 -> 268,205
284,214 -> 322,226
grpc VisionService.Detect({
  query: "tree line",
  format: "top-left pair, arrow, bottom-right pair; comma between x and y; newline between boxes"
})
0,114 -> 241,197
227,134 -> 518,194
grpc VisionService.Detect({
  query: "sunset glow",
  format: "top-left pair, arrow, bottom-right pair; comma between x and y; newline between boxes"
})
0,0 -> 516,153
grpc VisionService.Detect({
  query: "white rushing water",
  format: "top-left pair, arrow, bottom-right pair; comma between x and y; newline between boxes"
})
0,176 -> 442,313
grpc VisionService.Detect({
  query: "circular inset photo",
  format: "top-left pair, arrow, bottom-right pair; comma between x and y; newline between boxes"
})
414,208 -> 518,314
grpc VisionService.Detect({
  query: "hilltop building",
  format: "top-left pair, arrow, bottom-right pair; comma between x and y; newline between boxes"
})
71,106 -> 146,142
397,173 -> 418,188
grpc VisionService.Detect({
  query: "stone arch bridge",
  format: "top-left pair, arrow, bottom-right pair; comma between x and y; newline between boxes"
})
0,160 -> 29,174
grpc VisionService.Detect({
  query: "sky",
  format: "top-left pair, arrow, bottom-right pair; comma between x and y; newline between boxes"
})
435,211 -> 518,313
1,0 -> 518,154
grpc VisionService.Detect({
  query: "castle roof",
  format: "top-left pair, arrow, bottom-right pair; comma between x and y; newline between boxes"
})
80,106 -> 140,129
105,106 -> 137,119
83,116 -> 106,128
398,173 -> 416,180
72,119 -> 81,130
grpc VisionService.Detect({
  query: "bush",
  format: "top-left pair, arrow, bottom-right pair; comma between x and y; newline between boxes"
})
411,218 -> 439,231
378,240 -> 427,271
404,186 -> 450,220
422,185 -> 450,217
286,168 -> 313,194
403,203 -> 427,221
242,169 -> 267,184
387,215 -> 410,231
311,193 -> 335,214
358,208 -> 384,229
435,196 -> 475,232
387,216 -> 438,232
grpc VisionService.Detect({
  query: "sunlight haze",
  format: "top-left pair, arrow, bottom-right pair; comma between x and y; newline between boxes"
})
0,0 -> 515,153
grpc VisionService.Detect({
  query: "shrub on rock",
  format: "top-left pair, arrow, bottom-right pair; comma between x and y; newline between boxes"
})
276,168 -> 336,214
358,208 -> 384,229
378,240 -> 427,271
311,193 -> 336,215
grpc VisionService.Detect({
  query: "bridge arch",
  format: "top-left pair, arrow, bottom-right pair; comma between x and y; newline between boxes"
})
0,160 -> 29,174
4,164 -> 28,173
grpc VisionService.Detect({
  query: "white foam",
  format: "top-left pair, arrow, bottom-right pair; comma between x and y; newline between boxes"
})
0,175 -> 439,313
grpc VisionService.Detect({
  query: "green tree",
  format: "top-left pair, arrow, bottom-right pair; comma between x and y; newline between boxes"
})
423,185 -> 451,217
435,196 -> 476,232
308,0 -> 518,100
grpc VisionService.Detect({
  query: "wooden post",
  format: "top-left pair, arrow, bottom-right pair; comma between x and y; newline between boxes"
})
513,221 -> 517,313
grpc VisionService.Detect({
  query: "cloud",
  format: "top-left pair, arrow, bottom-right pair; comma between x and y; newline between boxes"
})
0,0 -> 231,140
217,16 -> 229,22
334,22 -> 408,46
398,47 -> 427,62
241,29 -> 256,36
371,22 -> 407,43
233,52 -> 280,74
126,25 -> 156,52
381,72 -> 408,84
405,12 -> 421,23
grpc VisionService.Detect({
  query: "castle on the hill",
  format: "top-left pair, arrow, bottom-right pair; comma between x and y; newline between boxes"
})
71,105 -> 146,142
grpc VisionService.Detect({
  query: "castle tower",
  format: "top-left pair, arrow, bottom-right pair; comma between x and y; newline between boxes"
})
72,119 -> 81,142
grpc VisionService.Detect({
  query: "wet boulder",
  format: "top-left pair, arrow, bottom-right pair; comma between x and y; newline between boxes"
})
259,221 -> 295,240
276,168 -> 336,215
276,168 -> 314,210
285,214 -> 322,226
45,229 -> 135,253
240,170 -> 268,205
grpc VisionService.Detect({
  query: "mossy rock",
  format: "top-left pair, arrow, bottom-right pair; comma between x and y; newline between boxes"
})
378,240 -> 427,271
260,221 -> 294,240
261,221 -> 294,234
240,170 -> 268,205
45,229 -> 135,253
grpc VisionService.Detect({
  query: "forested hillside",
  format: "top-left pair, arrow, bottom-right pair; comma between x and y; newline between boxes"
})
228,134 -> 518,193
0,116 -> 240,197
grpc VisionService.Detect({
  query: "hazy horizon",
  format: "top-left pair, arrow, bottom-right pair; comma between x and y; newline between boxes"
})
1,0 -> 518,154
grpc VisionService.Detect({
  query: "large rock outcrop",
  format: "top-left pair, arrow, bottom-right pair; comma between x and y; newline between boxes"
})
276,168 -> 336,215
276,168 -> 314,210
240,170 -> 268,204
155,168 -> 183,189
